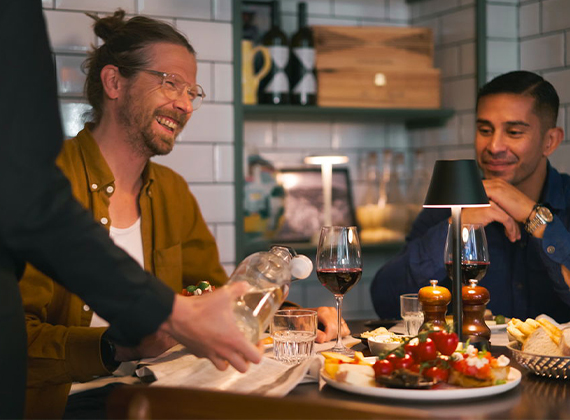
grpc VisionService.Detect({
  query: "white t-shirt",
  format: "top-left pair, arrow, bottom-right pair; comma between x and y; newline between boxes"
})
89,217 -> 144,328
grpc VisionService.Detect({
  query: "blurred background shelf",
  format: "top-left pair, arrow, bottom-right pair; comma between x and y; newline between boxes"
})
243,238 -> 405,257
242,105 -> 455,129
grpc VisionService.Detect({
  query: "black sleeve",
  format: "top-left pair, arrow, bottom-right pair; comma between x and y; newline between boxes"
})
370,208 -> 451,319
0,0 -> 174,346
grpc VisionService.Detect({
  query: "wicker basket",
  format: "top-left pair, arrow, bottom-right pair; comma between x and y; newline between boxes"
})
507,341 -> 570,379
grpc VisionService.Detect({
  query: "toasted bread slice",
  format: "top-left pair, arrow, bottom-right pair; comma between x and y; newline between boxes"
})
522,327 -> 563,356
559,328 -> 570,357
536,318 -> 562,343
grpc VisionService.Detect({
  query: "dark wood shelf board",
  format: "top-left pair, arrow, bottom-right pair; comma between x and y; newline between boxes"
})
242,105 -> 454,128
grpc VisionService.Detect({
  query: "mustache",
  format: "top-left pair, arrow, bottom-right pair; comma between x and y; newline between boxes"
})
480,151 -> 517,164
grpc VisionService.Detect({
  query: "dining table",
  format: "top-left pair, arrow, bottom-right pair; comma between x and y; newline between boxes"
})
107,319 -> 570,419
286,319 -> 570,420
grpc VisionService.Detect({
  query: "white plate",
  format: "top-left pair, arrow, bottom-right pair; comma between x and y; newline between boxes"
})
321,364 -> 521,401
487,319 -> 510,331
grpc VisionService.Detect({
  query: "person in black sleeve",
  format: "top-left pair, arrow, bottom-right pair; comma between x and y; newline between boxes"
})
0,2 -> 260,418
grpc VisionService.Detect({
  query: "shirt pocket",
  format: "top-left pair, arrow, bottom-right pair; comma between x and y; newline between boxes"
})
153,244 -> 183,291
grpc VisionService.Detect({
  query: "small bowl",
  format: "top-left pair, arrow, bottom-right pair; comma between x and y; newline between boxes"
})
367,335 -> 404,355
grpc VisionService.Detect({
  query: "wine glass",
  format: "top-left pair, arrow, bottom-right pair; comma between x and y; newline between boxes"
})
444,223 -> 490,285
316,226 -> 362,355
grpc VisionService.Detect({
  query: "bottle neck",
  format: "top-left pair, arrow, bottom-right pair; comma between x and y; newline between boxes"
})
298,2 -> 307,29
271,1 -> 281,28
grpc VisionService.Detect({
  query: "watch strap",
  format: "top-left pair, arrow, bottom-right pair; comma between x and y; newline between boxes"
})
525,204 -> 549,235
101,331 -> 120,372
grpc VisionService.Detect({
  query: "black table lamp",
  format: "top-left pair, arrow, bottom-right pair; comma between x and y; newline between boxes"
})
423,160 -> 490,339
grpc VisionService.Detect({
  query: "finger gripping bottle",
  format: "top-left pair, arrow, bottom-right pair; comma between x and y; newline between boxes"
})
229,245 -> 312,343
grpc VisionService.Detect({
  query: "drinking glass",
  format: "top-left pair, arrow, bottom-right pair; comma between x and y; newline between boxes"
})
400,293 -> 423,336
316,226 -> 362,355
271,309 -> 317,364
444,223 -> 490,285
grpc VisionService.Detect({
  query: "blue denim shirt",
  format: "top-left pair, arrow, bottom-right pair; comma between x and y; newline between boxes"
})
370,163 -> 570,322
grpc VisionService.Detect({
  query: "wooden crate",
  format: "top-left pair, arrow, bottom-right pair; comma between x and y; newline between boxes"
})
317,68 -> 441,109
313,26 -> 434,71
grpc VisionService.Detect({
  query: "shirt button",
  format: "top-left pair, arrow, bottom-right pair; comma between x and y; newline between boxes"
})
101,217 -> 109,225
547,245 -> 555,254
83,305 -> 90,312
91,183 -> 98,190
106,186 -> 114,194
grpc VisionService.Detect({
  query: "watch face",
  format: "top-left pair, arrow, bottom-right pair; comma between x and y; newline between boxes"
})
538,206 -> 553,222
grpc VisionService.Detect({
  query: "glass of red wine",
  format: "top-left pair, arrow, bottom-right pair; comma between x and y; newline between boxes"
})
444,223 -> 490,285
316,226 -> 362,355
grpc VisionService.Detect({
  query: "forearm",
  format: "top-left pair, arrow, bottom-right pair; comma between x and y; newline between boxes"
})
536,218 -> 570,303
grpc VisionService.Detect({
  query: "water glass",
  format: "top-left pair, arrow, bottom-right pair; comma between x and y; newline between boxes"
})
271,310 -> 317,364
400,293 -> 424,336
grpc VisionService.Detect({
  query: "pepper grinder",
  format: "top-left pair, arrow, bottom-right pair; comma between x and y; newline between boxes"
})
418,279 -> 451,332
462,279 -> 491,346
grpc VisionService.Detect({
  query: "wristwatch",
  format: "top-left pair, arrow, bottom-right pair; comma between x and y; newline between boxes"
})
100,332 -> 120,372
524,204 -> 553,234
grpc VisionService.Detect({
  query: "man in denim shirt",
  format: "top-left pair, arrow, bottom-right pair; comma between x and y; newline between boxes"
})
371,71 -> 570,322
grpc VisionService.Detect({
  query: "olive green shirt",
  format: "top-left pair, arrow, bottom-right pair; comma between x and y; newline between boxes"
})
19,125 -> 227,418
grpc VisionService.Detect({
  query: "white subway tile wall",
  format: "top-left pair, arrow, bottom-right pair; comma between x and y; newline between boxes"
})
153,144 -> 215,183
519,2 -> 540,38
55,0 -> 136,14
487,40 -> 519,73
44,0 -> 570,319
487,4 -> 518,39
521,34 -> 565,71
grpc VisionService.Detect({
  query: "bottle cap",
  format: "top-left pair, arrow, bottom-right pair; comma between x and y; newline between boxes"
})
290,255 -> 313,279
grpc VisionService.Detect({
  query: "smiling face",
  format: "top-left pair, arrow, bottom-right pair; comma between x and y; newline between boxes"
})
475,93 -> 552,192
117,42 -> 197,157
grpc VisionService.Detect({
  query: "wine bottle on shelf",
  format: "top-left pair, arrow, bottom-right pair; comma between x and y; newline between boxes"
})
258,0 -> 290,105
289,2 -> 316,105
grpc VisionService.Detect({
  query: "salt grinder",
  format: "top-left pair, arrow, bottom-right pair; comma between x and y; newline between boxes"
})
462,279 -> 491,344
418,279 -> 451,332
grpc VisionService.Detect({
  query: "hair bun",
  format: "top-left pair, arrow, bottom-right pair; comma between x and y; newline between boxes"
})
87,9 -> 126,42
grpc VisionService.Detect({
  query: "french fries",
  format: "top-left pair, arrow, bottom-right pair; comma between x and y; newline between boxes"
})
507,317 -> 562,346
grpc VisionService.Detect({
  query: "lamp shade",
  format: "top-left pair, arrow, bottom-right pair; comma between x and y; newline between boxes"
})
423,160 -> 489,207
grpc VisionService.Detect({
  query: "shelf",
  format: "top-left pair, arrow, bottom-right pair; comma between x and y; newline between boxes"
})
242,105 -> 454,129
243,238 -> 405,257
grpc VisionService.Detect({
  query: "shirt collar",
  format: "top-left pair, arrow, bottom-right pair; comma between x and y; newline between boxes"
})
76,124 -> 115,192
76,124 -> 155,194
541,161 -> 565,211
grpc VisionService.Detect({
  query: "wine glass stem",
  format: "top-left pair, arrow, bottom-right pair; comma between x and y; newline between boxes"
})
334,294 -> 344,348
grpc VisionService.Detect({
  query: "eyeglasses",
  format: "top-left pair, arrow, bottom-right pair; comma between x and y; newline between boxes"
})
122,67 -> 206,110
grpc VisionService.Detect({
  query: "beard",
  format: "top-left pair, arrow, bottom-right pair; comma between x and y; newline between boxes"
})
118,87 -> 189,158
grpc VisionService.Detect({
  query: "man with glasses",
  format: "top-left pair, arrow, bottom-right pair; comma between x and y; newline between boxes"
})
19,10 -> 345,419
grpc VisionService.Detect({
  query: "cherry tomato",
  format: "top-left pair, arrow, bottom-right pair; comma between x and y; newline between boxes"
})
416,338 -> 437,362
429,331 -> 459,356
373,359 -> 393,377
386,353 -> 414,370
409,363 -> 421,373
423,366 -> 449,383
404,341 -> 418,360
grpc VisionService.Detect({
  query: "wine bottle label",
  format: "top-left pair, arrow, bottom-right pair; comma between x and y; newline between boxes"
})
265,70 -> 289,93
293,73 -> 316,94
293,47 -> 315,70
268,46 -> 289,70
